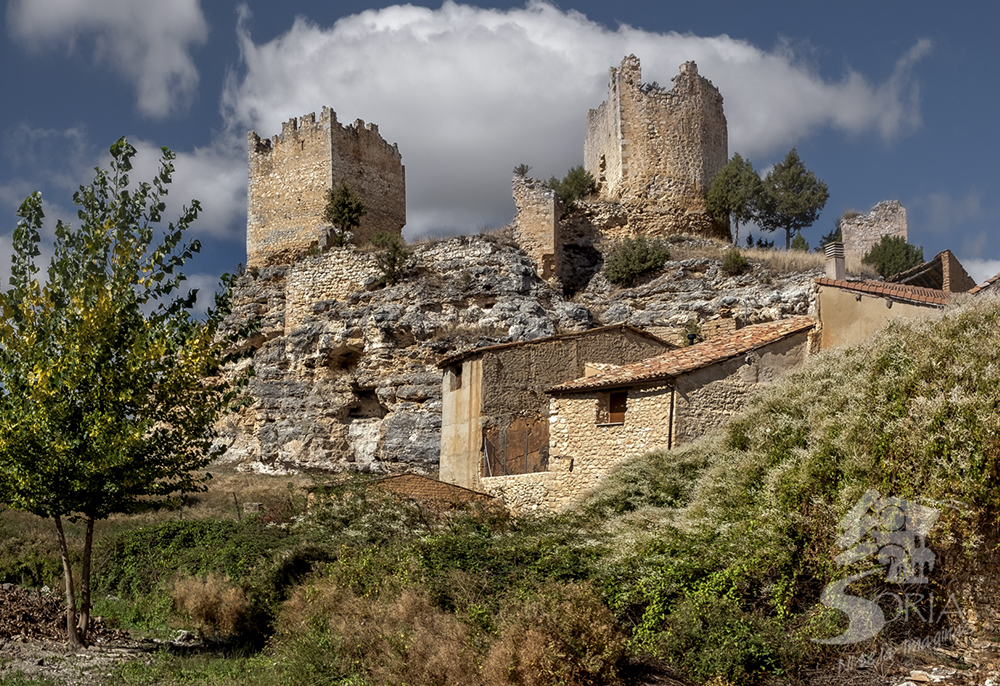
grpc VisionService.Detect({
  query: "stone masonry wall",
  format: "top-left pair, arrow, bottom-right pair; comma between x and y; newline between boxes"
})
585,56 -> 728,213
247,106 -> 405,268
511,175 -> 563,280
841,200 -> 907,264
285,248 -> 382,330
483,330 -> 810,513
481,383 -> 674,513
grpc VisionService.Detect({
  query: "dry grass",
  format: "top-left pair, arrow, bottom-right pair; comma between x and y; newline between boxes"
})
278,581 -> 480,685
172,572 -> 250,638
670,241 -> 878,277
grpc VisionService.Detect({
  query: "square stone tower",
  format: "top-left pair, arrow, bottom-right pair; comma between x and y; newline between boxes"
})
247,106 -> 405,268
584,56 -> 727,213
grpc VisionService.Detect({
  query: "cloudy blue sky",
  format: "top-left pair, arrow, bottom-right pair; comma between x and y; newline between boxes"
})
2,0 -> 997,306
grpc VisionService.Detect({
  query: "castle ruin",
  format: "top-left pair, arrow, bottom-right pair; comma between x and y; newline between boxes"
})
585,56 -> 728,210
247,106 -> 406,268
513,57 -> 730,289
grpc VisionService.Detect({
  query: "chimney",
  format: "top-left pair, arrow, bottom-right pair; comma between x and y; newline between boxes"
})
825,242 -> 845,281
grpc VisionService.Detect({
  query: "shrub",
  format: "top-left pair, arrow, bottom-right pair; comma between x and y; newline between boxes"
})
324,181 -> 365,247
721,249 -> 749,276
862,234 -> 924,278
602,236 -> 671,286
547,166 -> 596,209
172,573 -> 250,639
370,232 -> 412,285
790,233 -> 809,252
275,583 -> 479,686
513,163 -> 531,176
481,582 -> 626,686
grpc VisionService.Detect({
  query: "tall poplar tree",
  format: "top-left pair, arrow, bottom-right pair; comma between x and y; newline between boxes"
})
0,139 -> 251,647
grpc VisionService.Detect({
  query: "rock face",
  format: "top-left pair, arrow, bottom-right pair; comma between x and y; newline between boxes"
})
218,232 -> 819,476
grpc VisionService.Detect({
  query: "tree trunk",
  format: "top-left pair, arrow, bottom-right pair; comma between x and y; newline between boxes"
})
77,517 -> 94,645
53,515 -> 83,649
785,227 -> 792,250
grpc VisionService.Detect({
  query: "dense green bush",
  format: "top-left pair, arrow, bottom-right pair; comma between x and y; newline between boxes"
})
602,236 -> 671,286
546,166 -> 596,209
721,248 -> 750,275
862,234 -> 924,277
370,231 -> 412,285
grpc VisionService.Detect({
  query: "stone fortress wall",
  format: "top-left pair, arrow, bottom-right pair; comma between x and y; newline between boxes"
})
247,106 -> 405,268
840,200 -> 907,263
510,176 -> 563,281
585,56 -> 728,212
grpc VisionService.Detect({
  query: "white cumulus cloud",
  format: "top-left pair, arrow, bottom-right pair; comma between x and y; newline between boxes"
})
7,0 -> 208,117
221,1 -> 930,237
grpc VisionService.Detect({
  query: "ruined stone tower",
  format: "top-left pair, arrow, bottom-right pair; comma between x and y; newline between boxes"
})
246,106 -> 405,268
584,56 -> 728,212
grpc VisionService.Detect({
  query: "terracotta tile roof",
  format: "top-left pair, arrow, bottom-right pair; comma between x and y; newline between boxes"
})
969,271 -> 1000,295
815,278 -> 951,306
549,316 -> 815,394
437,323 -> 673,367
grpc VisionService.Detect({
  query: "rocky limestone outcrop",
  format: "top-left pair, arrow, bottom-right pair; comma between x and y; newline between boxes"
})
217,232 -> 819,476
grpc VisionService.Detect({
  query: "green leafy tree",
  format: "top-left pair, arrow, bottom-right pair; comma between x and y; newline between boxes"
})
862,235 -> 925,278
323,180 -> 366,247
547,166 -> 596,209
602,236 -> 671,286
370,232 -> 412,285
0,139 -> 250,647
790,233 -> 809,252
756,148 -> 829,250
706,153 -> 762,245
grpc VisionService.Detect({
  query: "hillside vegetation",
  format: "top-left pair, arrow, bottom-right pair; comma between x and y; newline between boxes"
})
4,296 -> 999,685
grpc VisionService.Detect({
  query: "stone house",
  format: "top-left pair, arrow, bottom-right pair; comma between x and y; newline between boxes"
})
815,243 -> 961,351
477,317 -> 814,513
438,324 -> 674,491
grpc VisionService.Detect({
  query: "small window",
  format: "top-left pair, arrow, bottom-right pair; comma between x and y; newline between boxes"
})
455,367 -> 463,390
609,392 -> 627,424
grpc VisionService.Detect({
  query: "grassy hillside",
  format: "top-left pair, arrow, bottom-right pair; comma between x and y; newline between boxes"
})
4,296 -> 999,686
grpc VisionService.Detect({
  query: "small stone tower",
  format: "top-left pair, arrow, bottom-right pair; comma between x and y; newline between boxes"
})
584,56 -> 727,213
246,106 -> 406,268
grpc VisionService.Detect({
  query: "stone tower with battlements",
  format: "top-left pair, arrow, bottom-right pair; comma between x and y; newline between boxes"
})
584,56 -> 727,213
246,106 -> 405,268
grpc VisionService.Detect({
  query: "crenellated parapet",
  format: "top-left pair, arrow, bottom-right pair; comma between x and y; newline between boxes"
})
247,106 -> 405,268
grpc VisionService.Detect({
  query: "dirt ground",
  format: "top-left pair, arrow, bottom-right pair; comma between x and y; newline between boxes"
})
0,585 -> 155,685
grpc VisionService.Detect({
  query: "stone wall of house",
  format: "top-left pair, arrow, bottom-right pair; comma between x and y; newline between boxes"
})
584,56 -> 728,215
481,383 -> 674,513
247,106 -> 405,268
439,327 -> 670,491
511,175 -> 563,280
841,200 -> 907,264
483,330 -> 810,514
671,332 -> 809,444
